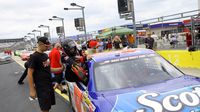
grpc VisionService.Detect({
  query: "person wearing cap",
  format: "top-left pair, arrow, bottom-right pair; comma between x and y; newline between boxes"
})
27,37 -> 55,112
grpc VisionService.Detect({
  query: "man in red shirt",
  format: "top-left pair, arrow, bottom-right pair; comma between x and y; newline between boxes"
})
186,32 -> 192,48
49,43 -> 67,93
89,39 -> 98,48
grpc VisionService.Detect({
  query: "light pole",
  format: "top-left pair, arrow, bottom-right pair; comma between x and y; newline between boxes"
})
27,33 -> 35,39
28,33 -> 37,45
32,29 -> 42,37
24,36 -> 31,42
131,0 -> 137,47
49,16 -> 66,38
38,25 -> 51,39
24,36 -> 34,49
198,0 -> 200,10
24,35 -> 31,39
64,3 -> 87,42
23,36 -> 30,44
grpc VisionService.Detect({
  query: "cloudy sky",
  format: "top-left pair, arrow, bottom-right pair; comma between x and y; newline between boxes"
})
0,0 -> 198,39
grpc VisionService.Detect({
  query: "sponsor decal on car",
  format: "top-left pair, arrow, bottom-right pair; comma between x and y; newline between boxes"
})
112,86 -> 200,112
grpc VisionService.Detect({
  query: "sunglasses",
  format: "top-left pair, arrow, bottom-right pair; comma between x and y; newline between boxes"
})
39,43 -> 51,47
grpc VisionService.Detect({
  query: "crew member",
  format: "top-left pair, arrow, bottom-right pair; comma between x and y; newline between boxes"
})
62,39 -> 88,85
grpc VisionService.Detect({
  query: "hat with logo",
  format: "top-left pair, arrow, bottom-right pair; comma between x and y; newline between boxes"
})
37,37 -> 50,45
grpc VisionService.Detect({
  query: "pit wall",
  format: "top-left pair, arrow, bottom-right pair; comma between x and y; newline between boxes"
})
157,50 -> 200,69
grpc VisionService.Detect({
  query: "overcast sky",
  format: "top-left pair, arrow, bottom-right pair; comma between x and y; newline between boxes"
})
0,0 -> 198,39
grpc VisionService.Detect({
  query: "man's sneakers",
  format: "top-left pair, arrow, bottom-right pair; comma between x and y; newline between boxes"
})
18,81 -> 24,85
61,89 -> 67,94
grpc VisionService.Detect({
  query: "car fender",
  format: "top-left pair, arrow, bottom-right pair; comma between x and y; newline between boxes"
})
67,82 -> 96,112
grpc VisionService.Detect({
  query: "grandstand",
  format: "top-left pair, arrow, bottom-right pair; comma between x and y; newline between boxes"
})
0,38 -> 33,52
0,38 -> 23,43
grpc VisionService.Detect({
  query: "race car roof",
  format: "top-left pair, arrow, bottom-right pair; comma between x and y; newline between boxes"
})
90,48 -> 155,63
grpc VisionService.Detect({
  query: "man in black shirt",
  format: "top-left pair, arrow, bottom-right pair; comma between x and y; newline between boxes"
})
144,33 -> 155,50
18,54 -> 33,85
27,37 -> 55,112
18,60 -> 29,85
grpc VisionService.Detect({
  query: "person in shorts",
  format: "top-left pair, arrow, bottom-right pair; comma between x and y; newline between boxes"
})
49,43 -> 67,93
18,58 -> 30,85
27,37 -> 55,112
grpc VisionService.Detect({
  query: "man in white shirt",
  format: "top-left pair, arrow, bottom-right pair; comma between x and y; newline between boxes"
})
151,32 -> 158,50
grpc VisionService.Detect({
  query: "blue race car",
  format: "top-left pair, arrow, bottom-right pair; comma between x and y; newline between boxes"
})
67,48 -> 200,112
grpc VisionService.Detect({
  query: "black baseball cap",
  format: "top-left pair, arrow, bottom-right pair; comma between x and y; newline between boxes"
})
37,37 -> 50,45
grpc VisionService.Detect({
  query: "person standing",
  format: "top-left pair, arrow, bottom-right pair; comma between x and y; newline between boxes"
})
170,34 -> 178,48
27,37 -> 55,112
97,39 -> 104,52
112,35 -> 121,49
144,33 -> 155,50
61,39 -> 88,85
49,43 -> 67,93
107,38 -> 112,50
151,32 -> 158,50
127,34 -> 135,48
18,54 -> 33,85
186,32 -> 192,48
121,35 -> 128,48
18,59 -> 29,85
88,39 -> 98,54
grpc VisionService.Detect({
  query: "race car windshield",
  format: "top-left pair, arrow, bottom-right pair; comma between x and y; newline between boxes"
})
94,54 -> 184,91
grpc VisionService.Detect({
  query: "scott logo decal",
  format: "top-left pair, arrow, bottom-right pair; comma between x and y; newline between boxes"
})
136,87 -> 200,112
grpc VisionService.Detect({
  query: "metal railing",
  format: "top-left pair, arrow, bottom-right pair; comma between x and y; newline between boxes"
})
136,9 -> 200,24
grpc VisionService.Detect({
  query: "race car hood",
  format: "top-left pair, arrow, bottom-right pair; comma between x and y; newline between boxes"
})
99,75 -> 200,112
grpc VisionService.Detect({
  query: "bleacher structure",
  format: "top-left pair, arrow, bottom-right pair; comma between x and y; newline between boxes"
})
0,38 -> 34,52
